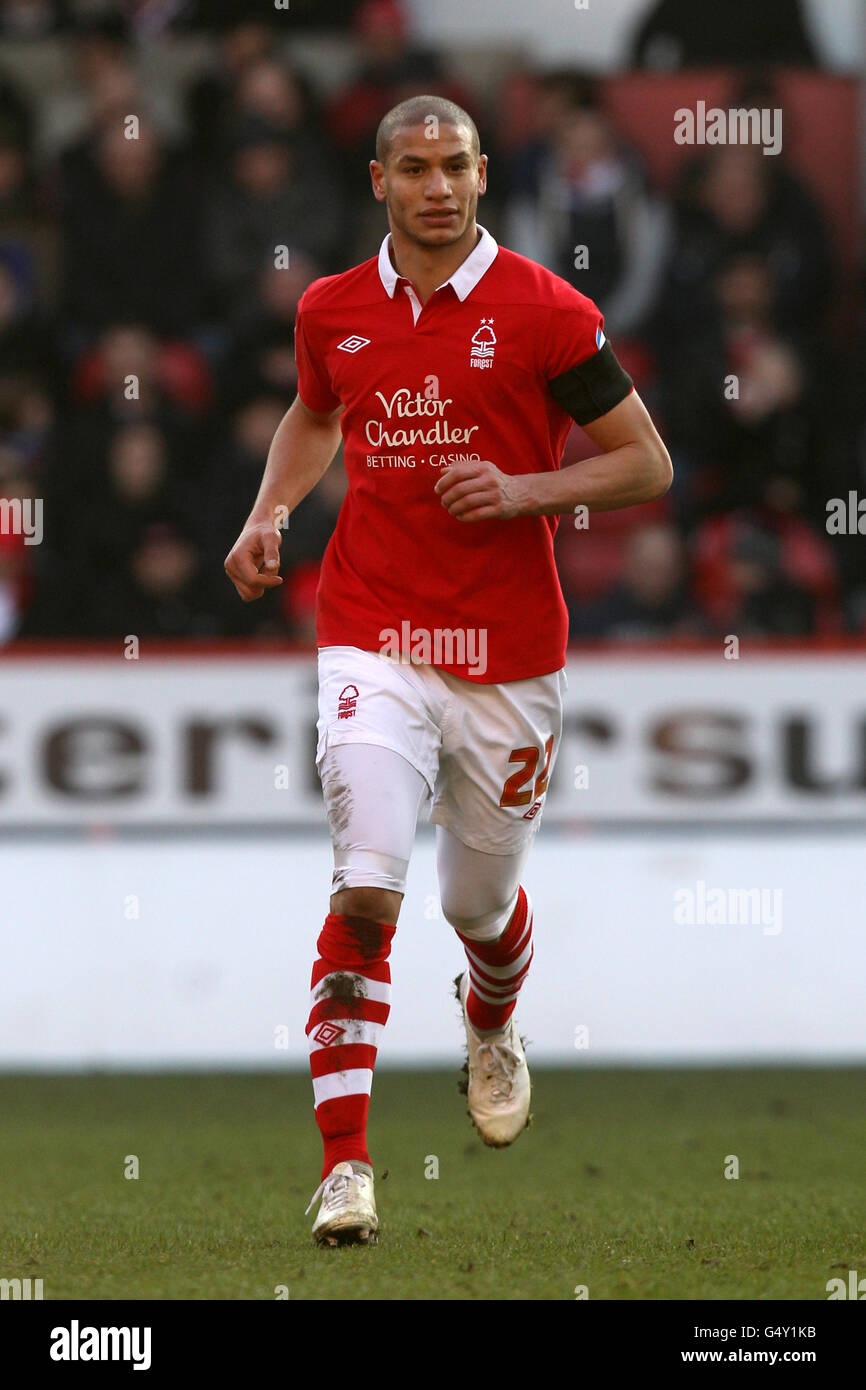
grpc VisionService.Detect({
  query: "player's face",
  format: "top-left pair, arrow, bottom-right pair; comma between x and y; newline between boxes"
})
371,125 -> 487,247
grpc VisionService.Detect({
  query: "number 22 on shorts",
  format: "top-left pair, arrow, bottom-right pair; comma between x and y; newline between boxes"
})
499,735 -> 554,808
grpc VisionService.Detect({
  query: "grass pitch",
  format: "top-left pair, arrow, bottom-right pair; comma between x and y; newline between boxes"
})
1,1068 -> 864,1300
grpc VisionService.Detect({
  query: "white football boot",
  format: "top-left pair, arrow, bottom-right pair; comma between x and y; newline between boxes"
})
456,972 -> 531,1147
305,1162 -> 378,1247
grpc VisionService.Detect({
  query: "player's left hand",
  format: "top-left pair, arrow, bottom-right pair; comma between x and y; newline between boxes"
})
434,459 -> 526,522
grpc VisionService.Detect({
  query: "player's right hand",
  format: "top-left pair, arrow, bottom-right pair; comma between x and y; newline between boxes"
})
224,522 -> 284,602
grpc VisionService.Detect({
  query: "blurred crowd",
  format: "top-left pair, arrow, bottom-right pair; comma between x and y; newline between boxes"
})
0,0 -> 863,645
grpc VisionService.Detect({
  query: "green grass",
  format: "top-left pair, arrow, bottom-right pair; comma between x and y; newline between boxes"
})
1,1069 -> 864,1300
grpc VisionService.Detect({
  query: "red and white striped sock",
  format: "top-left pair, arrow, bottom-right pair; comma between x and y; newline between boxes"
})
456,886 -> 533,1035
306,912 -> 394,1180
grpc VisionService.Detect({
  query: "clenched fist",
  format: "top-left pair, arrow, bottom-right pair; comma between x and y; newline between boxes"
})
434,459 -> 527,522
224,521 -> 284,602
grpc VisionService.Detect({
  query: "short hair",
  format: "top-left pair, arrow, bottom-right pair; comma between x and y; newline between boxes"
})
375,94 -> 480,165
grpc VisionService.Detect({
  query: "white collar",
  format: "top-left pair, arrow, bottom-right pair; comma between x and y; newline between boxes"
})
377,224 -> 498,302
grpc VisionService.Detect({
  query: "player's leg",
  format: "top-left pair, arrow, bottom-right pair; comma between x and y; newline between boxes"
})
431,665 -> 566,1145
305,647 -> 439,1243
437,828 -> 534,1035
309,742 -> 426,1179
437,828 -> 535,1146
306,742 -> 428,1244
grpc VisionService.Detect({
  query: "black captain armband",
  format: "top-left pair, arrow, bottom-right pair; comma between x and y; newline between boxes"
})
547,342 -> 634,426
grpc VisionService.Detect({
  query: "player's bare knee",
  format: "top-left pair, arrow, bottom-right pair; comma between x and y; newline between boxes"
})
331,885 -> 402,925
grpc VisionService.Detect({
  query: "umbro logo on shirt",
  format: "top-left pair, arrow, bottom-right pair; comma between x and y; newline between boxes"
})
337,335 -> 371,353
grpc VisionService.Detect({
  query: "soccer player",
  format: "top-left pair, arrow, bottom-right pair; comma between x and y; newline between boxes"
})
225,95 -> 672,1246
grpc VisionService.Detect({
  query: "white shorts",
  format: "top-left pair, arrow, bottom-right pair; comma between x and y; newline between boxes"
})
316,645 -> 566,855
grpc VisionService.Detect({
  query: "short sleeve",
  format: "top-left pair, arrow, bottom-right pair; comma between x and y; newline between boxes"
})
542,289 -> 633,427
294,308 -> 341,415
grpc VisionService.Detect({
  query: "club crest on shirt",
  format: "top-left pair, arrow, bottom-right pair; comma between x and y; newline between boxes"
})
470,318 -> 496,369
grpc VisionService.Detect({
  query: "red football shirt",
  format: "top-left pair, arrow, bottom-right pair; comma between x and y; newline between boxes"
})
294,224 -> 632,683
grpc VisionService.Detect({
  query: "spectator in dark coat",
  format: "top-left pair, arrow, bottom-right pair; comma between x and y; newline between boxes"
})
60,119 -> 204,336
